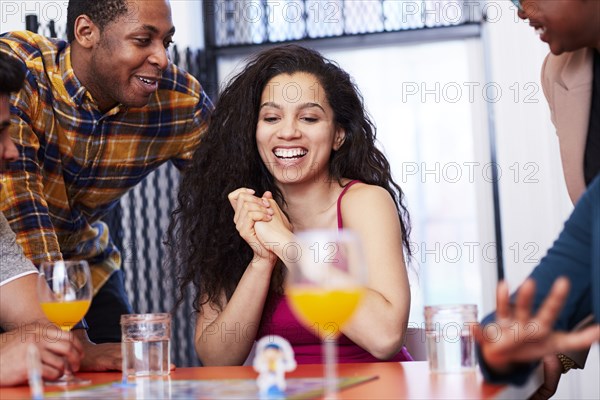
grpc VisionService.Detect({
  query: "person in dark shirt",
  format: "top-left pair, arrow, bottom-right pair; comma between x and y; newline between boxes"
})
479,1 -> 600,398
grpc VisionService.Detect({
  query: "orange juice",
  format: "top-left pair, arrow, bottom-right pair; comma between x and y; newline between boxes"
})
41,300 -> 91,331
287,287 -> 365,340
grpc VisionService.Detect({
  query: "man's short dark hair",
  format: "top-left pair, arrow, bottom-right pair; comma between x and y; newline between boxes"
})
0,52 -> 25,94
66,0 -> 130,43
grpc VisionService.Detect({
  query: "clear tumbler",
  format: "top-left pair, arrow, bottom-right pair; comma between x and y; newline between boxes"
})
121,313 -> 171,377
425,304 -> 478,373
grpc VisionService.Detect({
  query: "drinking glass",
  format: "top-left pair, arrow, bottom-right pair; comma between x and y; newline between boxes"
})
286,229 -> 367,399
38,260 -> 92,385
425,304 -> 478,373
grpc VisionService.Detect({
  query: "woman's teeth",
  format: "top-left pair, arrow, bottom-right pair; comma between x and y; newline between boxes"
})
274,148 -> 307,159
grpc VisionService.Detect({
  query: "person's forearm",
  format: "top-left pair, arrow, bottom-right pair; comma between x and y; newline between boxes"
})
334,185 -> 412,359
195,260 -> 274,366
342,288 -> 410,359
0,274 -> 47,329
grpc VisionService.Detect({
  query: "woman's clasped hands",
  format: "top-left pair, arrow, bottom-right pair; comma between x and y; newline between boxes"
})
228,188 -> 293,266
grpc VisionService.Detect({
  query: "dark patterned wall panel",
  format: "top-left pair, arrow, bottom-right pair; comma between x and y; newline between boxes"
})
116,162 -> 200,368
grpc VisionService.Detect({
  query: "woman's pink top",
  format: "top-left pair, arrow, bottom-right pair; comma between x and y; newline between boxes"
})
258,180 -> 413,364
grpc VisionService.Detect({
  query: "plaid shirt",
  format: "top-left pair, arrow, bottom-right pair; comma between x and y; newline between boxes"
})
0,31 -> 213,293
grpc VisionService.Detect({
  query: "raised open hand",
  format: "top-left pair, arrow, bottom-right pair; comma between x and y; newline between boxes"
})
476,278 -> 600,375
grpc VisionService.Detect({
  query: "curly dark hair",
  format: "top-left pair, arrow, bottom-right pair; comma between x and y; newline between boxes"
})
168,44 -> 411,314
0,52 -> 25,94
66,0 -> 129,42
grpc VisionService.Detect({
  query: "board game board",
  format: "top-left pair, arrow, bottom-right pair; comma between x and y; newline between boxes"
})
46,376 -> 377,399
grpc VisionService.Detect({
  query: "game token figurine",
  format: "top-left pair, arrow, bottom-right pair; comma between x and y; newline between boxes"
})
253,335 -> 297,397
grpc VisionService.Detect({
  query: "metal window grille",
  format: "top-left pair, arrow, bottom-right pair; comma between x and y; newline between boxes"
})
206,0 -> 479,47
105,162 -> 200,367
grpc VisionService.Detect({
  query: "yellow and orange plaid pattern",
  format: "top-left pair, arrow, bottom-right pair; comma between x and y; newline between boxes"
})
0,31 -> 213,293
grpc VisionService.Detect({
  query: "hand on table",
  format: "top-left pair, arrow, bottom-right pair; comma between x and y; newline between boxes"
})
80,342 -> 122,372
476,278 -> 600,375
71,330 -> 177,372
72,329 -> 122,371
0,322 -> 83,386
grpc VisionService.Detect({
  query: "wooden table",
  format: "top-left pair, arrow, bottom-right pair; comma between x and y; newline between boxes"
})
0,361 -> 542,399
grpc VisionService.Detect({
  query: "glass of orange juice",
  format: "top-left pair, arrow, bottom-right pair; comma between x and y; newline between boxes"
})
38,260 -> 92,385
286,229 -> 367,399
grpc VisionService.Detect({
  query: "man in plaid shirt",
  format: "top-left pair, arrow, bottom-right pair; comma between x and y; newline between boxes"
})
0,0 -> 212,368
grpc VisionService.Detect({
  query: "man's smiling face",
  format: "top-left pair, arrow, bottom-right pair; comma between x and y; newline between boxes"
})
86,0 -> 176,110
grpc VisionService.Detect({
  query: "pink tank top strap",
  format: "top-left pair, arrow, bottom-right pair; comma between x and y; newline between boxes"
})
337,180 -> 361,229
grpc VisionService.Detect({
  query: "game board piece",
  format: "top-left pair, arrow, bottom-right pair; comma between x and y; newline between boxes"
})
253,335 -> 297,397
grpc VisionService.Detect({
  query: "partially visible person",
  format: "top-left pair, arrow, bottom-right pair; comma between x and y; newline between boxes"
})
0,51 -> 83,387
505,0 -> 600,396
169,45 -> 413,366
0,0 -> 212,362
517,0 -> 600,203
477,176 -> 600,386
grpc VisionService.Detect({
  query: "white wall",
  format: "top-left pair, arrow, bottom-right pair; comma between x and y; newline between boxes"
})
170,0 -> 203,49
0,0 -> 67,34
485,1 -> 598,398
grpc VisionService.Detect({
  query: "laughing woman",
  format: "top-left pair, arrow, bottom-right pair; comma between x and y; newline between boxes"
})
169,45 -> 413,365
